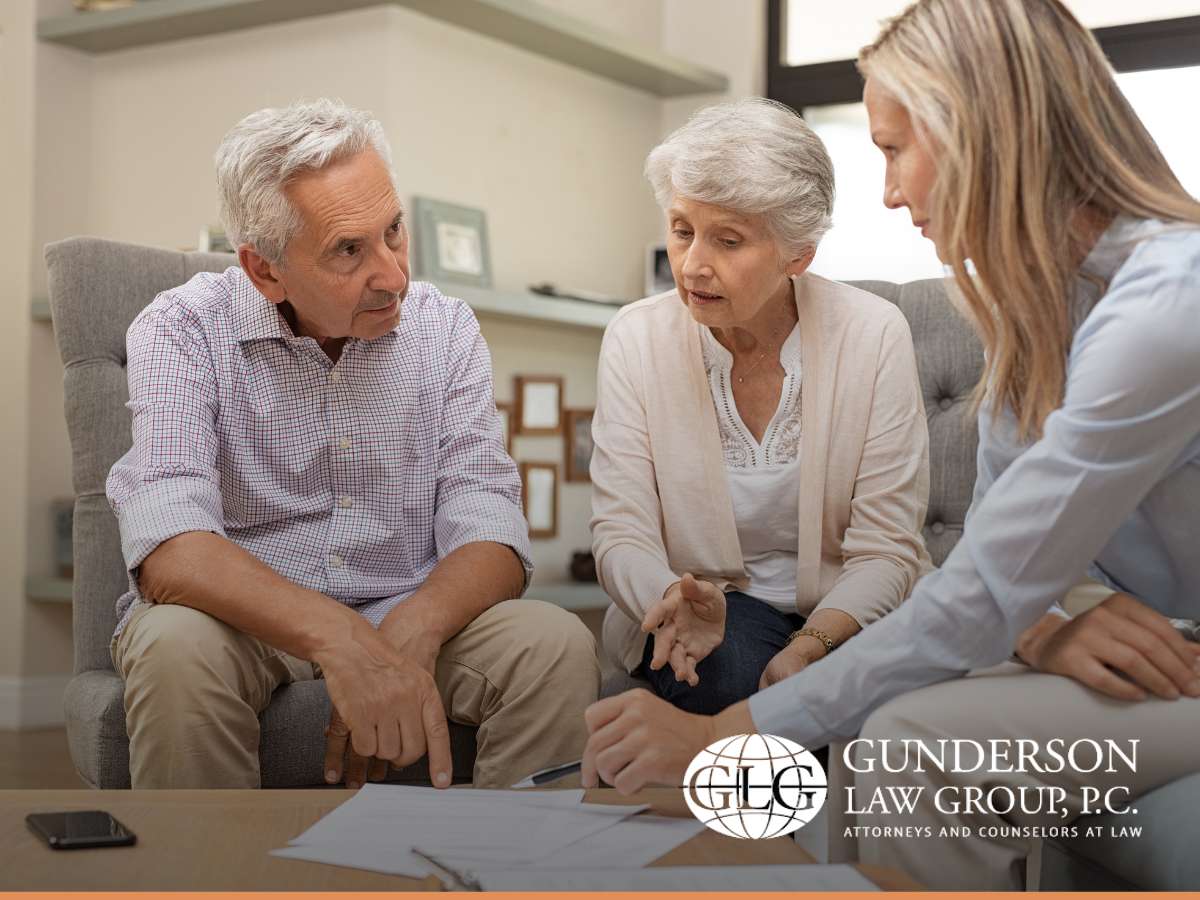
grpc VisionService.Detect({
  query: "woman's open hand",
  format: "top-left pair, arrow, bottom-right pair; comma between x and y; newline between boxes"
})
641,574 -> 725,687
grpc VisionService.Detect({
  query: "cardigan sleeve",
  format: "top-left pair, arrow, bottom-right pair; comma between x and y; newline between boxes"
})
812,306 -> 931,626
589,318 -> 680,624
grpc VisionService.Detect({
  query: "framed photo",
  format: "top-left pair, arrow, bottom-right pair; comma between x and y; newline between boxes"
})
412,196 -> 493,288
520,462 -> 558,540
495,401 -> 513,454
564,407 -> 595,483
514,375 -> 563,436
645,243 -> 674,296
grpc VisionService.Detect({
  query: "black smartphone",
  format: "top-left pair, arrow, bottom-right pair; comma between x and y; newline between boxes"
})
25,811 -> 137,850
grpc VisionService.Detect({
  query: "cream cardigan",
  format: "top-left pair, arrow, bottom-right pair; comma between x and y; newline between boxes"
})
590,273 -> 933,673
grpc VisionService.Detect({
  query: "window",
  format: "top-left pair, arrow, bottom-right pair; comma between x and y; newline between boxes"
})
1115,65 -> 1200,197
771,2 -> 1200,282
784,0 -> 1200,66
806,102 -> 942,283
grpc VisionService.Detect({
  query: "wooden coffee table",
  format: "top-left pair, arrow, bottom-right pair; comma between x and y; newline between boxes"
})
0,788 -> 916,890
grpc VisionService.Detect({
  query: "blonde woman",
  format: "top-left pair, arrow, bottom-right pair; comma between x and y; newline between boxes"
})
590,99 -> 931,715
582,0 -> 1200,889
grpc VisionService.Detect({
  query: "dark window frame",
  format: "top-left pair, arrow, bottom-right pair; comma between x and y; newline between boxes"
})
767,0 -> 1200,111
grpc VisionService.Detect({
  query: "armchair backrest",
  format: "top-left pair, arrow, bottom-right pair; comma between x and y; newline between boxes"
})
850,278 -> 985,565
45,237 -> 236,675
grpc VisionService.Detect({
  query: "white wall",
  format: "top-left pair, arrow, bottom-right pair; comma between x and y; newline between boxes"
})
2,1 -> 37,685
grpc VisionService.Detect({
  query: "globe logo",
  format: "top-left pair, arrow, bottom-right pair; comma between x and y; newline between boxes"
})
682,733 -> 826,839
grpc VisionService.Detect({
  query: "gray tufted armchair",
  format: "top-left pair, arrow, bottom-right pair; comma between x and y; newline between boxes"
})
46,236 -> 478,789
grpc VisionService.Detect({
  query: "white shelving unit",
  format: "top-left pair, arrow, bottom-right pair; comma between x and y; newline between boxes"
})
30,288 -> 618,331
453,284 -> 619,332
37,0 -> 728,97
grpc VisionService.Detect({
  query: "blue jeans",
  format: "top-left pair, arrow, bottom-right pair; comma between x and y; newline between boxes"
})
637,591 -> 804,715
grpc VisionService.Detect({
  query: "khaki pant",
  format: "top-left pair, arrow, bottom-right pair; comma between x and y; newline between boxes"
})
112,597 -> 599,790
845,662 -> 1200,890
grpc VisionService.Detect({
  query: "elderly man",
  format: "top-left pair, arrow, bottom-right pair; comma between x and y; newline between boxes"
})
106,99 -> 598,790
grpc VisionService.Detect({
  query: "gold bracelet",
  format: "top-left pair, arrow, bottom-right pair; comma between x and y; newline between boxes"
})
789,628 -> 836,654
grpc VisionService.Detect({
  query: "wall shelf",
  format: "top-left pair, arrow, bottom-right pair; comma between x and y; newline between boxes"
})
26,576 -> 73,605
37,0 -> 728,97
31,286 -> 618,332
454,284 -> 620,332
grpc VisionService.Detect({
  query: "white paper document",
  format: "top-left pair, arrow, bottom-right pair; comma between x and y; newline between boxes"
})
519,814 -> 706,869
470,864 -> 881,892
271,784 -> 670,881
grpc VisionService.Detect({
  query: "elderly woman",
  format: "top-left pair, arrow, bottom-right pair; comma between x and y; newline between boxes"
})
590,98 -> 931,715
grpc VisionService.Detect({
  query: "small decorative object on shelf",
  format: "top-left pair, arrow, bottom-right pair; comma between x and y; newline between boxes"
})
645,243 -> 673,296
52,498 -> 74,579
514,374 -> 563,436
198,225 -> 234,253
569,550 -> 597,583
520,462 -> 558,540
563,407 -> 595,483
495,401 -> 513,454
412,196 -> 492,288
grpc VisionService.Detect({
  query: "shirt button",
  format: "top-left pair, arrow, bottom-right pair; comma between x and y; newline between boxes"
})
338,437 -> 352,450
337,496 -> 353,509
329,553 -> 344,568
939,397 -> 953,410
330,370 -> 342,384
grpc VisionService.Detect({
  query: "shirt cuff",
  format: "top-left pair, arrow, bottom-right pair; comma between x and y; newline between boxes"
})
115,475 -> 227,573
434,493 -> 534,590
748,678 -> 831,749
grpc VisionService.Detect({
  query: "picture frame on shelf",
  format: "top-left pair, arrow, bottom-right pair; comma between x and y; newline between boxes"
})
645,242 -> 673,296
412,196 -> 493,288
520,462 -> 558,540
563,407 -> 595,483
495,401 -> 513,454
514,374 -> 563,436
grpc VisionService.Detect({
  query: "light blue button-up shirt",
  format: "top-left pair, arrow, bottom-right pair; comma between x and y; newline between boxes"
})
750,216 -> 1200,744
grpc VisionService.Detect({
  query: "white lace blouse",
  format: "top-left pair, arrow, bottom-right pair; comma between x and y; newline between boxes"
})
700,323 -> 803,612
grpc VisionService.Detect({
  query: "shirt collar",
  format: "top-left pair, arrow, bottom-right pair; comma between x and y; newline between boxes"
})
228,266 -> 406,348
1079,214 -> 1150,285
1073,215 -> 1164,328
230,267 -> 296,344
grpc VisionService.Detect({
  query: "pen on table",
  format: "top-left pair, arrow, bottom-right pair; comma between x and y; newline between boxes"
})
511,759 -> 583,788
412,847 -> 481,892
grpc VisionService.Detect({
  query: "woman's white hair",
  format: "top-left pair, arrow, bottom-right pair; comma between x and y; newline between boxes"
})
215,98 -> 395,264
644,98 -> 835,256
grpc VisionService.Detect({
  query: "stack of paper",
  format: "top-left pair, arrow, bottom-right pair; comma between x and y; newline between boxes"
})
271,784 -> 703,882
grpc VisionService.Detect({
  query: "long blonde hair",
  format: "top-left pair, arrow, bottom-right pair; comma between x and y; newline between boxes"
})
859,0 -> 1200,438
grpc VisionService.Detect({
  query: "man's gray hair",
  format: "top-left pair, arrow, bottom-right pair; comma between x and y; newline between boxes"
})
215,98 -> 395,263
645,98 -> 835,256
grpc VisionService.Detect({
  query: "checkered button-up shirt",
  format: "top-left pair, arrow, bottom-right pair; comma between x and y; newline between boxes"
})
106,266 -> 532,640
